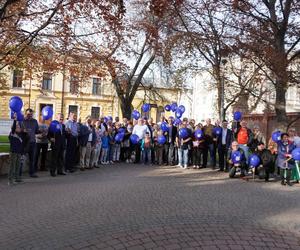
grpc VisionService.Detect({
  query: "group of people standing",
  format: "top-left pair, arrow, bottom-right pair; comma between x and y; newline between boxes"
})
7,109 -> 300,187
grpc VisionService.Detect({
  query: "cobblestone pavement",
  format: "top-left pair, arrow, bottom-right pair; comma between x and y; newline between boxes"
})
1,164 -> 300,250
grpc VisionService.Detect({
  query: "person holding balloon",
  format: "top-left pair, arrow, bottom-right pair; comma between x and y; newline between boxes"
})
192,124 -> 205,169
23,108 -> 40,178
203,118 -> 217,169
141,132 -> 152,165
48,114 -> 67,176
34,118 -> 49,172
8,115 -> 29,185
176,121 -> 192,169
132,118 -> 150,164
276,133 -> 296,186
228,141 -> 247,178
165,117 -> 178,166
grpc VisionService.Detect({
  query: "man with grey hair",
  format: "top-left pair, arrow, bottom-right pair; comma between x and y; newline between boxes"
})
132,118 -> 150,163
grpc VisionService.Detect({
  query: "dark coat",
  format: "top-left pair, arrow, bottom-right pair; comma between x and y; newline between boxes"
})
276,141 -> 296,169
48,123 -> 67,150
164,125 -> 178,144
255,148 -> 274,171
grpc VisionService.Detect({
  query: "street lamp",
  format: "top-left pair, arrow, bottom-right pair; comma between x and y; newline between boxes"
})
220,59 -> 227,120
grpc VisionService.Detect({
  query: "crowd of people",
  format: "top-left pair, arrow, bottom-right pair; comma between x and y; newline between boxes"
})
7,108 -> 300,187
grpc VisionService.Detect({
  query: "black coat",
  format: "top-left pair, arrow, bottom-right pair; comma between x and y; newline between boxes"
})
164,125 -> 178,144
48,123 -> 67,150
255,149 -> 274,170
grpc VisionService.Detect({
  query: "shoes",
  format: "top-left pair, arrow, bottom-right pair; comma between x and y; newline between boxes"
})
14,179 -> 23,183
80,168 -> 85,171
193,165 -> 196,169
287,181 -> 292,186
217,169 -> 224,172
110,161 -> 114,164
30,174 -> 38,178
281,180 -> 286,186
8,181 -> 14,186
184,165 -> 188,169
94,165 -> 100,168
57,172 -> 67,175
50,173 -> 56,177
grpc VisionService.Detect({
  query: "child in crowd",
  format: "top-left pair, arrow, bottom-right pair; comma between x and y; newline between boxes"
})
141,132 -> 152,165
8,117 -> 29,185
113,123 -> 121,162
91,121 -> 102,168
123,123 -> 133,163
101,131 -> 109,164
107,127 -> 115,164
154,129 -> 164,165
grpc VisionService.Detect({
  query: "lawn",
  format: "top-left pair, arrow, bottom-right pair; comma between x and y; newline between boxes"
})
0,135 -> 9,143
0,144 -> 10,153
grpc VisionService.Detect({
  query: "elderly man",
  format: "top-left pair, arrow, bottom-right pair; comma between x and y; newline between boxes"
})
203,118 -> 216,168
78,116 -> 96,170
235,120 -> 253,162
132,118 -> 150,164
23,108 -> 39,178
65,112 -> 79,173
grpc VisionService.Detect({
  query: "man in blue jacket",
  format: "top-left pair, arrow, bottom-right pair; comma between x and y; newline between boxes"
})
217,120 -> 233,172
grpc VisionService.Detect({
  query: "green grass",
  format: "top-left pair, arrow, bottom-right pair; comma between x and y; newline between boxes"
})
0,144 -> 10,153
0,135 -> 9,143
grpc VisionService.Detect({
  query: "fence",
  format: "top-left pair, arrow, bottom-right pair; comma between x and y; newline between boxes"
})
242,112 -> 300,139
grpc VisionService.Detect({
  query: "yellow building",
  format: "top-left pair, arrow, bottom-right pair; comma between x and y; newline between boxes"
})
0,68 -> 181,123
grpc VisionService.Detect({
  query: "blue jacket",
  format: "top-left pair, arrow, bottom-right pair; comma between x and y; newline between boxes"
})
78,124 -> 96,147
276,141 -> 296,169
101,136 -> 109,149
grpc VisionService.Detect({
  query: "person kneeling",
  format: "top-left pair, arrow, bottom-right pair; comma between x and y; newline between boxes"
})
227,141 -> 247,178
254,142 -> 274,182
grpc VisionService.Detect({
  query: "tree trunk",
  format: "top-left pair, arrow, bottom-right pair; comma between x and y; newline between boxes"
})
274,79 -> 288,129
120,98 -> 133,119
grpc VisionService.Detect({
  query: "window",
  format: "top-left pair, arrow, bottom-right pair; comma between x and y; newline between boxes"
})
12,70 -> 23,88
68,105 -> 78,116
42,73 -> 52,90
92,78 -> 101,95
70,75 -> 79,94
91,107 -> 100,119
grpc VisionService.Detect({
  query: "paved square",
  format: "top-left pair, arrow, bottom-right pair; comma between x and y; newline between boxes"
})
1,165 -> 300,249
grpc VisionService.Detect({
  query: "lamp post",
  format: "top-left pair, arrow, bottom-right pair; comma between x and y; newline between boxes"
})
220,59 -> 227,120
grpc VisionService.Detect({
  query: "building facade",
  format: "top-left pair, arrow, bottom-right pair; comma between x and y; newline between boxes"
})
0,68 -> 183,133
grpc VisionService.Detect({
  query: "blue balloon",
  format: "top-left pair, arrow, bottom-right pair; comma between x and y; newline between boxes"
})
249,154 -> 260,168
157,135 -> 166,145
103,117 -> 108,123
174,118 -> 182,126
160,122 -> 169,132
272,131 -> 281,143
175,110 -> 182,119
292,148 -> 300,161
179,128 -> 189,139
165,104 -> 171,111
231,150 -> 242,164
234,111 -> 242,121
10,111 -> 24,121
107,116 -> 113,121
115,133 -> 124,142
42,106 -> 53,120
132,110 -> 140,120
194,129 -> 203,139
130,134 -> 139,144
142,103 -> 150,112
49,120 -> 60,133
178,105 -> 185,113
171,103 -> 177,112
213,127 -> 222,136
118,128 -> 126,134
9,96 -> 23,112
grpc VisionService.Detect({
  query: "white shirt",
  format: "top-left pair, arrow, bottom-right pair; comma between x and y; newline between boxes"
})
132,124 -> 150,140
222,128 -> 227,145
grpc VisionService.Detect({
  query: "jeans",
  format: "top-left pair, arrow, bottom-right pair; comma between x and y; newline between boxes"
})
142,148 -> 152,164
239,144 -> 249,162
34,143 -> 48,171
208,143 -> 216,167
113,144 -> 121,161
178,148 -> 188,166
192,147 -> 203,166
28,142 -> 36,176
101,148 -> 108,162
168,143 -> 176,165
91,144 -> 101,166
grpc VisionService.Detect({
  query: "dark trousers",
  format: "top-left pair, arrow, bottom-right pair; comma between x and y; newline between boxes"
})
218,145 -> 229,171
28,142 -> 36,176
51,144 -> 64,174
168,143 -> 176,165
203,143 -> 216,167
280,168 -> 291,183
34,143 -> 48,171
65,136 -> 77,171
155,145 -> 164,165
192,147 -> 203,166
134,141 -> 142,163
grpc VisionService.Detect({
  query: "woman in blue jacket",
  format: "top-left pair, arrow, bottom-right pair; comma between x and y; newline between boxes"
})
276,133 -> 296,186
